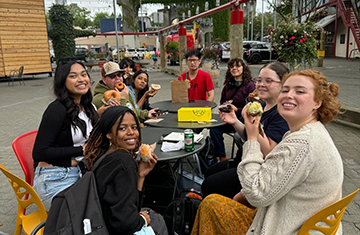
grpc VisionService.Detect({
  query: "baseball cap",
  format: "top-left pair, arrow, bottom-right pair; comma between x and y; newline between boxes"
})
103,62 -> 125,76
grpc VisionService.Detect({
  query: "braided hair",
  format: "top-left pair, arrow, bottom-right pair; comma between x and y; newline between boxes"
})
85,106 -> 141,168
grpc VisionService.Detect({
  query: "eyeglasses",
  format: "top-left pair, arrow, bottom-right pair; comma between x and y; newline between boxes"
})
187,59 -> 200,63
107,72 -> 122,79
254,78 -> 281,86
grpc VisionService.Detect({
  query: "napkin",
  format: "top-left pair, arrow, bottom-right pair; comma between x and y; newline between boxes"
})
144,118 -> 163,124
161,140 -> 185,152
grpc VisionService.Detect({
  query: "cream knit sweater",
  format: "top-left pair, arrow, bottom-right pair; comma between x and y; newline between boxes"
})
238,121 -> 343,235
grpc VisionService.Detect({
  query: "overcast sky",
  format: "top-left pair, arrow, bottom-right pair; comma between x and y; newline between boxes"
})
43,0 -> 269,17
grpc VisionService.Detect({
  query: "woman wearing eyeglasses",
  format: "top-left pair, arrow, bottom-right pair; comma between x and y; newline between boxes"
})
201,61 -> 290,200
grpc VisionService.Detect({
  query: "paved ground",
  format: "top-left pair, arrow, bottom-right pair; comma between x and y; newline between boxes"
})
0,57 -> 359,234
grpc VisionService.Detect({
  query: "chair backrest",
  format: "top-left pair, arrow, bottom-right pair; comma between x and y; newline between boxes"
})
297,188 -> 359,235
19,66 -> 24,76
12,130 -> 38,186
98,61 -> 106,68
0,164 -> 47,233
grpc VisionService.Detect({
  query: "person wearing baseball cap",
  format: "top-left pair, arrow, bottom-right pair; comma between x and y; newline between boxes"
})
93,61 -> 159,123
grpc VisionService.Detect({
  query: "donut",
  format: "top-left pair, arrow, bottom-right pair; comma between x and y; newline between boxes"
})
150,84 -> 161,91
115,82 -> 125,91
247,101 -> 263,116
103,90 -> 121,102
137,143 -> 156,162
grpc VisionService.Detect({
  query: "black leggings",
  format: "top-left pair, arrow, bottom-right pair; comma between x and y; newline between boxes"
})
201,151 -> 243,199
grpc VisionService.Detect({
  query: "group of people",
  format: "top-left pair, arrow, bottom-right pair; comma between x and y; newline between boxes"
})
31,47 -> 344,235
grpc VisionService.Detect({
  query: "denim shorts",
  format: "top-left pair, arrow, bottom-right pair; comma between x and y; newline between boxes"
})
33,166 -> 81,211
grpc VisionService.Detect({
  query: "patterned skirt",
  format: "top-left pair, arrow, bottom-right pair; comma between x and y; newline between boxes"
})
191,194 -> 257,235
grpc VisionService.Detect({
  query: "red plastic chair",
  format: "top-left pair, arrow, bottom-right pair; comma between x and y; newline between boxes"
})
12,130 -> 38,186
12,130 -> 38,215
98,61 -> 106,75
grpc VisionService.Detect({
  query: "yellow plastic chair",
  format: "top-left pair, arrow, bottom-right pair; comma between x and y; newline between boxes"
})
297,188 -> 359,235
0,164 -> 47,235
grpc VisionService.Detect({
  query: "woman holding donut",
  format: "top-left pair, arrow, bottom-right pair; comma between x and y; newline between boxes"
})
128,70 -> 158,110
192,69 -> 344,235
202,61 -> 290,199
32,60 -> 99,210
84,106 -> 161,234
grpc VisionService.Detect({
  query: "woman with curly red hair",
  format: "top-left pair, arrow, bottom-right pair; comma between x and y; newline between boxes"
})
192,69 -> 344,235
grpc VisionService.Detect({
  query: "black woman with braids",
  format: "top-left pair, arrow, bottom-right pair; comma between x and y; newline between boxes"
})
33,60 -> 99,210
84,106 -> 158,234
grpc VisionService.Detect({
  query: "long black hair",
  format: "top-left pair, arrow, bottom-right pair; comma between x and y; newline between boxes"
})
85,106 -> 141,168
223,57 -> 252,90
130,70 -> 151,110
120,58 -> 137,72
53,60 -> 98,138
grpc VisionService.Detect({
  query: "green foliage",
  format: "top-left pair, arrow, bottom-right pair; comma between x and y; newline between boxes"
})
66,4 -> 92,29
74,29 -> 97,38
212,0 -> 230,41
165,41 -> 179,61
48,4 -> 75,62
93,12 -> 110,28
270,18 -> 319,69
243,12 -> 280,40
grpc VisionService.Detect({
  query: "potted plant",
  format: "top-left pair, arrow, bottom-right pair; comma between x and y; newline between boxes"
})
270,18 -> 319,70
201,47 -> 220,87
165,41 -> 179,66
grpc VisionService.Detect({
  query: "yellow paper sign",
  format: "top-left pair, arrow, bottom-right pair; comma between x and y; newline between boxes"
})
317,50 -> 325,57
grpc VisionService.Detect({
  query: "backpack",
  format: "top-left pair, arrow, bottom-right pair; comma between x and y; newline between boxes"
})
163,190 -> 202,235
44,153 -> 110,235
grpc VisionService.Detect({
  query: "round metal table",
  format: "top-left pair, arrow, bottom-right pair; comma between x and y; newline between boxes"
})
141,127 -> 206,161
152,100 -> 217,113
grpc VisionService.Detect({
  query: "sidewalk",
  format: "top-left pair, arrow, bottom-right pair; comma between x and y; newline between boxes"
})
0,58 -> 359,234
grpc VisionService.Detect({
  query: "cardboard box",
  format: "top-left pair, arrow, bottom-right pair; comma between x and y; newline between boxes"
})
178,107 -> 212,122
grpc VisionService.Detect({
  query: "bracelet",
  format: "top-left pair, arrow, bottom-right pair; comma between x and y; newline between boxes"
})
139,213 -> 148,227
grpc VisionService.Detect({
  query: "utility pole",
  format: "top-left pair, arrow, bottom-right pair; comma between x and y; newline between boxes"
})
261,0 -> 264,41
113,0 -> 120,63
140,0 -> 144,33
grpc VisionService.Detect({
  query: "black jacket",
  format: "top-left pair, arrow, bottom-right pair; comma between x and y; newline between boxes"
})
94,150 -> 145,234
33,99 -> 83,167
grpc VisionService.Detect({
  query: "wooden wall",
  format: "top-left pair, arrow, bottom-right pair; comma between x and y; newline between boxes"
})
0,0 -> 52,76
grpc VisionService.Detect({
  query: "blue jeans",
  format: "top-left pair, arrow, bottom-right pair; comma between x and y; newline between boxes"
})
33,166 -> 81,210
209,123 -> 236,159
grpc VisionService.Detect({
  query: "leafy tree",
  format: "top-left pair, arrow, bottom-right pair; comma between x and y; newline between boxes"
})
48,4 -> 75,62
93,12 -> 110,28
243,11 -> 280,41
212,0 -> 230,41
45,13 -> 51,25
66,3 -> 92,29
74,29 -> 97,38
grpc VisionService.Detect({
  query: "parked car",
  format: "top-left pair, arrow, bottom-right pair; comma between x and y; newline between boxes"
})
75,47 -> 90,62
137,48 -> 147,59
125,48 -> 139,60
210,42 -> 230,61
243,41 -> 278,64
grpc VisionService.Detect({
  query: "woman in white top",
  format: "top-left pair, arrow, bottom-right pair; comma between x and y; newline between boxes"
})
33,60 -> 98,210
